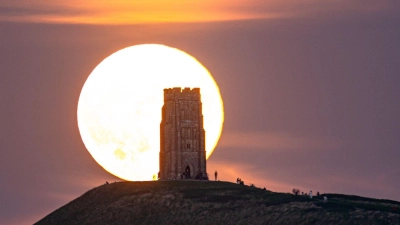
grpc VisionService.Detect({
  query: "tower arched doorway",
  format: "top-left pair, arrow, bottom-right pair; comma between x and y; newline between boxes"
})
185,165 -> 191,179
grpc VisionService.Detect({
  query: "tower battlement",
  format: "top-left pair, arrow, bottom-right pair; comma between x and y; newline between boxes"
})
164,87 -> 201,101
159,87 -> 207,180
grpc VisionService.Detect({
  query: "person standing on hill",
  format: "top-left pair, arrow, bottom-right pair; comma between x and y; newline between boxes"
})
309,190 -> 313,199
214,170 -> 218,181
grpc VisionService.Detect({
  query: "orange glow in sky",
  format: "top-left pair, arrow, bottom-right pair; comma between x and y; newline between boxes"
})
0,0 -> 288,24
0,1 -> 393,24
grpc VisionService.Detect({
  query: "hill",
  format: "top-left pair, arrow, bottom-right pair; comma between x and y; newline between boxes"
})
35,181 -> 400,225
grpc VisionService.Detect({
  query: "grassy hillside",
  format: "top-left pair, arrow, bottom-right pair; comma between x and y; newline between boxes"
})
35,181 -> 400,225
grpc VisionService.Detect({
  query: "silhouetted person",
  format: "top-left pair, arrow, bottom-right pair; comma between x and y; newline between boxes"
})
317,191 -> 320,196
106,181 -> 109,185
214,170 -> 218,181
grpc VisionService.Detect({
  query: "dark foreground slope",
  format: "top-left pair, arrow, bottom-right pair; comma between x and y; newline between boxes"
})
36,181 -> 400,225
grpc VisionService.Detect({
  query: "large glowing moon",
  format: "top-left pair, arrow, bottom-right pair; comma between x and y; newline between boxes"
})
77,44 -> 224,181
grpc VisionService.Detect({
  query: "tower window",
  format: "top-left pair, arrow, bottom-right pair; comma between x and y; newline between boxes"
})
187,143 -> 190,149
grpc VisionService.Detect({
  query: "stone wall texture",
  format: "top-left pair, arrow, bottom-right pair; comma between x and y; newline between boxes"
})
159,87 -> 207,180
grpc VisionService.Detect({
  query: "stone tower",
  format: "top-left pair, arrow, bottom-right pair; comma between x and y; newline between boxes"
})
159,87 -> 207,180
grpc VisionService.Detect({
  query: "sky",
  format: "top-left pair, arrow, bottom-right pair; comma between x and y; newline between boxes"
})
1,1 -> 400,224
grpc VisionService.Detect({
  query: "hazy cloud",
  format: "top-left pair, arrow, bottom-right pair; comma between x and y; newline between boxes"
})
218,131 -> 339,151
0,0 -> 399,24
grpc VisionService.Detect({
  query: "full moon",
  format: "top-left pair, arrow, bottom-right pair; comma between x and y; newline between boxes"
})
77,44 -> 224,181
